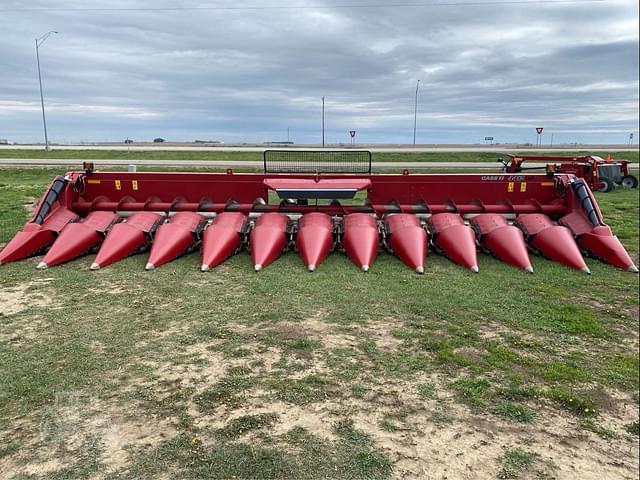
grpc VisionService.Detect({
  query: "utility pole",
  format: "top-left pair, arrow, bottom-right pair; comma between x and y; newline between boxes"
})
287,127 -> 290,143
413,80 -> 420,145
35,31 -> 58,151
321,96 -> 325,148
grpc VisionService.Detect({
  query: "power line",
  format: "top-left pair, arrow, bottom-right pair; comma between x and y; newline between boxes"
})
0,0 -> 606,13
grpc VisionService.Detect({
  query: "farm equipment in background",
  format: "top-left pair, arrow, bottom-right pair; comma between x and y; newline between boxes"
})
0,151 -> 637,274
499,154 -> 638,192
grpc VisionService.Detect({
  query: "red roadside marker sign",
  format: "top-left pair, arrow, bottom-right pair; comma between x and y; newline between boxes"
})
536,127 -> 544,134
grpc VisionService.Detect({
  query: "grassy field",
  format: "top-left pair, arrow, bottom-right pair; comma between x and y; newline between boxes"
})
0,149 -> 637,164
0,165 -> 638,479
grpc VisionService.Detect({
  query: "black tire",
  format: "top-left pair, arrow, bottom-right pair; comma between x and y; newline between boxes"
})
621,175 -> 638,189
597,177 -> 614,192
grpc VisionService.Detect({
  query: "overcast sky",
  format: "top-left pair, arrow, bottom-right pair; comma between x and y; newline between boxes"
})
0,0 -> 638,145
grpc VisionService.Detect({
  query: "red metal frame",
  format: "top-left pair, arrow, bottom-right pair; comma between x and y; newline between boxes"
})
68,171 -> 566,216
503,154 -> 634,191
0,169 -> 636,273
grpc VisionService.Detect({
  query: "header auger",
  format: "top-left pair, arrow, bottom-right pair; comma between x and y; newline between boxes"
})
0,151 -> 637,275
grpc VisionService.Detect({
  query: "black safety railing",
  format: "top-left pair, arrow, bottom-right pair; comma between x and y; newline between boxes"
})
263,150 -> 372,174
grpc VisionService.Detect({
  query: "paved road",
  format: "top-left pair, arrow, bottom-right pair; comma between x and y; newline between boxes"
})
1,145 -> 638,153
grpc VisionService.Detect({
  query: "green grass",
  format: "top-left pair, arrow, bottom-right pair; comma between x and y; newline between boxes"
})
625,421 -> 639,437
0,148 -> 637,163
491,401 -> 537,423
580,418 -> 617,439
497,449 -> 537,479
0,165 -> 638,478
218,413 -> 279,439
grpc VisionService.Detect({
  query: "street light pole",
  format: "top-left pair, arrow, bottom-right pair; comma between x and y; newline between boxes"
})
35,31 -> 58,151
321,96 -> 325,148
413,79 -> 420,145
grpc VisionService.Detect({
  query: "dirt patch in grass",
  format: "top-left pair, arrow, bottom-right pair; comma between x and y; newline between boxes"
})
242,316 -> 405,352
0,279 -> 54,316
0,394 -> 177,478
0,280 -> 57,345
88,411 -> 176,472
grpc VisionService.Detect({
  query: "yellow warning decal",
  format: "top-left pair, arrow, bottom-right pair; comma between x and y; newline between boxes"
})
87,179 -> 101,185
541,182 -> 555,187
508,182 -> 514,193
520,182 -> 527,193
132,180 -> 139,190
115,180 -> 121,190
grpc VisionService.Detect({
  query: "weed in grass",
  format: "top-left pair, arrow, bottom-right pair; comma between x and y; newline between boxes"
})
194,324 -> 238,340
227,365 -> 252,377
497,448 -> 536,479
230,347 -> 252,358
351,383 -> 368,399
361,346 -> 429,376
486,345 -> 521,368
379,418 -> 397,432
330,421 -> 395,478
540,360 -> 588,383
218,413 -> 279,439
333,419 -> 372,445
548,387 -> 598,417
430,406 -> 455,425
580,418 -> 617,439
625,421 -> 639,436
491,401 -> 537,423
286,337 -> 321,351
359,339 -> 378,354
0,439 -> 19,460
417,382 -> 436,399
497,381 -> 542,402
453,377 -> 492,408
271,374 -> 331,405
599,354 -> 640,390
435,342 -> 475,367
325,348 -> 363,381
195,376 -> 255,410
282,426 -> 393,479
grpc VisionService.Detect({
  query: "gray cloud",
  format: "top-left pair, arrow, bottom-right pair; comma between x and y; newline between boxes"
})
0,0 -> 638,144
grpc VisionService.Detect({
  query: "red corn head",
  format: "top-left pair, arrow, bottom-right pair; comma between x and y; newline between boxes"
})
91,212 -> 164,270
38,211 -> 119,269
428,213 -> 478,272
578,225 -> 638,273
146,212 -> 206,270
515,214 -> 589,273
250,213 -> 289,271
385,214 -> 427,273
201,212 -> 247,271
342,213 -> 379,272
470,214 -> 533,272
0,207 -> 78,265
296,212 -> 333,272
